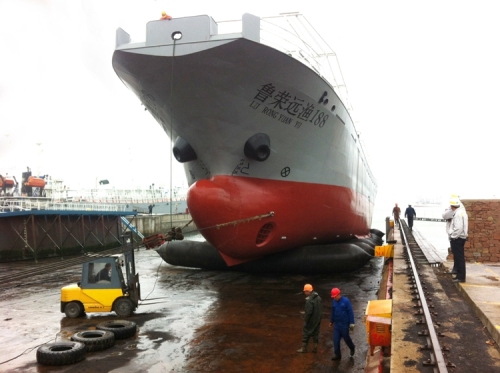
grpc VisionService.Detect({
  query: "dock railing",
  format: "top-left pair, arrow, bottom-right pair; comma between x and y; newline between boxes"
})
0,197 -> 125,213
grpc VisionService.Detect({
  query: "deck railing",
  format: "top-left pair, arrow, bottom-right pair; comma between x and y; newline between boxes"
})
217,13 -> 353,115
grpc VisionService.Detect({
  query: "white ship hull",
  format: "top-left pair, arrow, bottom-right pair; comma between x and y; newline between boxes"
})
113,14 -> 377,265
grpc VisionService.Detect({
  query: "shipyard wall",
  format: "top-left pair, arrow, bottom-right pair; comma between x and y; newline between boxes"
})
462,199 -> 500,263
133,213 -> 197,236
0,214 -> 124,261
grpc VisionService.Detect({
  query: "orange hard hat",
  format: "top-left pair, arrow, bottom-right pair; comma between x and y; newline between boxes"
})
331,288 -> 341,298
303,284 -> 313,291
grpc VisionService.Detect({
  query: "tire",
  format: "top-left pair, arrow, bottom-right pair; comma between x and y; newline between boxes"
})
96,320 -> 137,340
36,342 -> 86,366
113,297 -> 134,317
71,330 -> 115,352
64,302 -> 83,318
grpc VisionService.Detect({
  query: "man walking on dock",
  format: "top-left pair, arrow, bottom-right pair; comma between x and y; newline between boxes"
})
329,287 -> 355,360
297,284 -> 322,353
392,203 -> 401,226
405,204 -> 416,230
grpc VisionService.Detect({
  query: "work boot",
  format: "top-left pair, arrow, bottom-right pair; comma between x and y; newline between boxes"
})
296,343 -> 308,353
331,354 -> 341,360
312,343 -> 318,353
350,346 -> 355,357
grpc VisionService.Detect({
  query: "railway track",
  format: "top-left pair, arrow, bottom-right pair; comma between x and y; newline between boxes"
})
399,221 -> 452,372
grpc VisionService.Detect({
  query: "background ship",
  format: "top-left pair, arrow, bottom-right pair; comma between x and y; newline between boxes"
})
112,13 -> 378,267
0,168 -> 187,214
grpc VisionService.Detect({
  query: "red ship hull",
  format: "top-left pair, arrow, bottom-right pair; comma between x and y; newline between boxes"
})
188,176 -> 370,265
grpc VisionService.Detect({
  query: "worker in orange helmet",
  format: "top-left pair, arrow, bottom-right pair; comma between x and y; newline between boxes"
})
160,11 -> 172,20
329,287 -> 355,360
296,283 -> 322,353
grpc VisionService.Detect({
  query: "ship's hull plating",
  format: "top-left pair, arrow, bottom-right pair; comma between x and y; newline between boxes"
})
112,15 -> 377,265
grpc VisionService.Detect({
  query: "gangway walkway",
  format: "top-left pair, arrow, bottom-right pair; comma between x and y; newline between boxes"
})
400,219 -> 445,266
412,228 -> 446,264
121,216 -> 144,240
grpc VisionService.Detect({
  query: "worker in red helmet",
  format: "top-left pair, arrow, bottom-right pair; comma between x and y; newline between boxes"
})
296,284 -> 322,353
329,288 -> 355,360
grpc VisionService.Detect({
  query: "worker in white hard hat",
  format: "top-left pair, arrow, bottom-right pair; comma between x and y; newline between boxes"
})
442,196 -> 468,283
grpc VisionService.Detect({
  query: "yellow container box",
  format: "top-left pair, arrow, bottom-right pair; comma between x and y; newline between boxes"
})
365,299 -> 392,320
375,244 -> 394,258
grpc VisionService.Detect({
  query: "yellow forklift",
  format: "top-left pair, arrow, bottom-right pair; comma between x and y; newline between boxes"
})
60,247 -> 140,318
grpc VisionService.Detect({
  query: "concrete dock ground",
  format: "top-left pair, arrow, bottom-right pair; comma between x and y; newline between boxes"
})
0,246 -> 384,373
443,260 -> 500,346
1,228 -> 499,372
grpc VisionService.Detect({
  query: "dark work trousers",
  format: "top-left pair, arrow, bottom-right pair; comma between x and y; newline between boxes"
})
450,238 -> 466,281
450,239 -> 457,273
333,325 -> 355,357
303,323 -> 320,344
407,217 -> 414,229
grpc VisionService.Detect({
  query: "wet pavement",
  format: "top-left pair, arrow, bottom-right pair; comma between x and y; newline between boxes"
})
0,247 -> 385,372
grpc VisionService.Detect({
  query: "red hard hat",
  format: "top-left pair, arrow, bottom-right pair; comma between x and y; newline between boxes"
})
331,288 -> 341,298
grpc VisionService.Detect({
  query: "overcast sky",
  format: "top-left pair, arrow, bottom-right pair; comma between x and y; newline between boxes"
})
1,0 -> 499,207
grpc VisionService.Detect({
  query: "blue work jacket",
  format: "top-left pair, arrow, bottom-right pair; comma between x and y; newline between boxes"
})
330,296 -> 354,327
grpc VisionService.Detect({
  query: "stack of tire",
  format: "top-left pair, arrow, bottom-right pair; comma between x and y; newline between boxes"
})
36,320 -> 137,366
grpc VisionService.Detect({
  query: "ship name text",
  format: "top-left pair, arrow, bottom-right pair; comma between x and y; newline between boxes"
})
249,83 -> 329,129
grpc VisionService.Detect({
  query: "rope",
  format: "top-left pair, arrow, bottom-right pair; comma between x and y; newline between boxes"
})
168,37 -> 177,227
198,211 -> 275,231
181,219 -> 193,229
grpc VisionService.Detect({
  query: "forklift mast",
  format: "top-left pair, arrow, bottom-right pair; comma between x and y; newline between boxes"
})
123,247 -> 140,304
124,248 -> 136,287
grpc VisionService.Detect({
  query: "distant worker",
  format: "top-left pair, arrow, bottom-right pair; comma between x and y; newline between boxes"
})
442,204 -> 456,274
329,288 -> 355,360
96,263 -> 112,282
148,204 -> 155,214
444,196 -> 468,283
160,11 -> 172,20
405,204 -> 416,230
0,175 -> 5,195
442,195 -> 464,275
296,284 -> 322,353
392,203 -> 401,226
